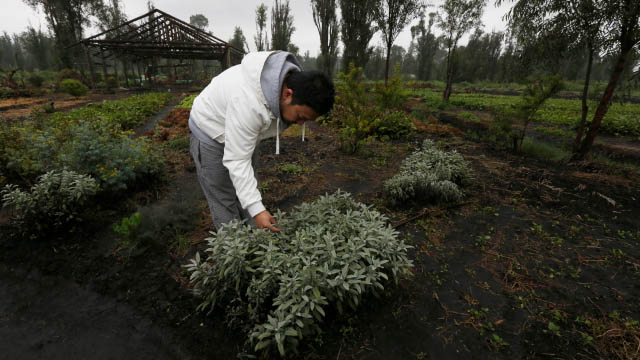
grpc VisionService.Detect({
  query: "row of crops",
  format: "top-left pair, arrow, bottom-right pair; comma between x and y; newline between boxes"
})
411,88 -> 640,137
0,93 -> 173,192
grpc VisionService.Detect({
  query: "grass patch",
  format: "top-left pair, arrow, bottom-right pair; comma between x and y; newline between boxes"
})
520,138 -> 570,162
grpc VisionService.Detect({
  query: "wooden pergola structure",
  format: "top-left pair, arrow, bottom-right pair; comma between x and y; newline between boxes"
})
71,9 -> 245,87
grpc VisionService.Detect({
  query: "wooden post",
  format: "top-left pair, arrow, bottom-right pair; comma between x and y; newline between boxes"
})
83,44 -> 95,88
123,58 -> 130,88
113,57 -> 119,89
100,48 -> 108,84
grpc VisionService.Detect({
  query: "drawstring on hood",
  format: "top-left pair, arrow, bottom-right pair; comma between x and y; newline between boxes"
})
260,51 -> 302,154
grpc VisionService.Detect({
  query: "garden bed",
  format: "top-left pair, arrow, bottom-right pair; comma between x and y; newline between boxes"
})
1,101 -> 639,359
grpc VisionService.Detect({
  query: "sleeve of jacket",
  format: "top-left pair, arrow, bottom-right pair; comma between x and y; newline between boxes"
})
222,95 -> 266,218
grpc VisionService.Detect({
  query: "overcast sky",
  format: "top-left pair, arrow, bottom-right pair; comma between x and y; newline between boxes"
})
2,0 -> 511,56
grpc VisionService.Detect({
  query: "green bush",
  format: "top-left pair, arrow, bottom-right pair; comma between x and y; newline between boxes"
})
59,121 -> 165,193
105,76 -> 118,89
330,64 -> 414,153
185,191 -> 413,357
1,170 -> 99,239
384,139 -> 472,205
60,78 -> 88,96
57,68 -> 82,82
27,74 -> 44,88
373,67 -> 409,109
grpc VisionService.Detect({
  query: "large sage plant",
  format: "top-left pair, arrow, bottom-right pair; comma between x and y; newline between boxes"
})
384,139 -> 472,204
185,191 -> 413,357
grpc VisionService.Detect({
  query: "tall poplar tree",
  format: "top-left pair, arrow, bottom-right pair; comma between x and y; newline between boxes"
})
339,0 -> 378,71
271,0 -> 295,51
311,0 -> 340,76
23,0 -> 104,69
373,0 -> 423,82
437,0 -> 486,102
254,3 -> 269,51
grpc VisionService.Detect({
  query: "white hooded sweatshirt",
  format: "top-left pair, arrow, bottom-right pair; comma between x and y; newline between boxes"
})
189,51 -> 301,218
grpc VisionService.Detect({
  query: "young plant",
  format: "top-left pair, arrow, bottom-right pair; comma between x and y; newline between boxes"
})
184,191 -> 413,357
383,139 -> 472,205
112,212 -> 143,249
514,75 -> 564,151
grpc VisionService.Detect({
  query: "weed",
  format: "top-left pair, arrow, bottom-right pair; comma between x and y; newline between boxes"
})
488,333 -> 510,351
281,163 -> 304,175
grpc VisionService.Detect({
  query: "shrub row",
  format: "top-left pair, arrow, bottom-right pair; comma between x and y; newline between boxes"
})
0,93 -> 170,192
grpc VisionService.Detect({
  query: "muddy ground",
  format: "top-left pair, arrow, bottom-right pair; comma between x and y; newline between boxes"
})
1,96 -> 639,359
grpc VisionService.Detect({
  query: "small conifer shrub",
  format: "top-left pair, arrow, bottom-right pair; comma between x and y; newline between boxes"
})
383,139 -> 472,205
185,191 -> 413,357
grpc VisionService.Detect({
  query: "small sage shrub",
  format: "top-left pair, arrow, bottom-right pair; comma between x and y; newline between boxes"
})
185,191 -> 413,357
1,170 -> 99,239
383,139 -> 472,205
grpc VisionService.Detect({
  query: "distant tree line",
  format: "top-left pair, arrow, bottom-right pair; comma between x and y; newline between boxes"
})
2,0 -> 637,91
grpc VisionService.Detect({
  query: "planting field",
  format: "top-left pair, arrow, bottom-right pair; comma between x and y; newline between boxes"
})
1,91 -> 639,359
411,88 -> 640,137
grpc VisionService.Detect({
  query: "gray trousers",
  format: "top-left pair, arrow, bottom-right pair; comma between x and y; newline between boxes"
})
190,135 -> 258,230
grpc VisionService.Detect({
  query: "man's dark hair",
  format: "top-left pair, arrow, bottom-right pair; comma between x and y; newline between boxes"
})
285,71 -> 335,116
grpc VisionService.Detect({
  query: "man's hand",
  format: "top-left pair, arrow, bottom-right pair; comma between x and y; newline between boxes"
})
254,210 -> 281,232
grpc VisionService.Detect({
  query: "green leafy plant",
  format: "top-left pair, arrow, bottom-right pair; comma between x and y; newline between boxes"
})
184,191 -> 413,357
384,139 -> 472,205
112,212 -> 142,249
1,170 -> 99,239
281,163 -> 304,175
59,78 -> 88,97
177,94 -> 198,109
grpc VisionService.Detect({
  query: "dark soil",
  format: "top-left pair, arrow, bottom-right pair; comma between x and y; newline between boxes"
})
1,98 -> 639,359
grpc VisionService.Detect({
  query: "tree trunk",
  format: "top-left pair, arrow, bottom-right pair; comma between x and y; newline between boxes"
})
384,44 -> 391,84
572,41 -> 634,161
443,45 -> 455,102
573,46 -> 594,152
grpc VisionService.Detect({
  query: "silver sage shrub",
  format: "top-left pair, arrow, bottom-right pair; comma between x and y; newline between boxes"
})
185,191 -> 413,357
1,170 -> 99,239
383,139 -> 472,205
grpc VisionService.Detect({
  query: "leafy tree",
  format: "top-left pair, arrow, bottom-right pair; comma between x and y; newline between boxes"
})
373,0 -> 423,82
411,12 -> 439,80
271,0 -> 295,51
23,0 -> 104,69
20,26 -> 55,70
189,14 -> 209,31
311,0 -> 340,76
254,3 -> 269,51
456,29 -> 503,81
95,0 -> 127,34
339,0 -> 378,71
229,27 -> 249,53
500,0 -> 640,160
437,0 -> 486,102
